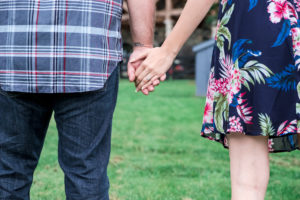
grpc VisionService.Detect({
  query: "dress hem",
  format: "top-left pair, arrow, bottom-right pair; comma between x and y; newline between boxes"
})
201,130 -> 300,153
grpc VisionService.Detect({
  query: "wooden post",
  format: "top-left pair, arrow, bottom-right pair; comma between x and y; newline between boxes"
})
164,0 -> 173,37
122,0 -> 184,38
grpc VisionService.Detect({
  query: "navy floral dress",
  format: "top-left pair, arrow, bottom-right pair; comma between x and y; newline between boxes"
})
201,0 -> 300,152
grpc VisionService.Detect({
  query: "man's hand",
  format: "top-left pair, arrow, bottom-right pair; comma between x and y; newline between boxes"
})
128,47 -> 161,95
131,47 -> 172,92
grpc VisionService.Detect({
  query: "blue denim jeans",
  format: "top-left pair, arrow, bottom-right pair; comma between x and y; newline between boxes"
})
0,69 -> 119,200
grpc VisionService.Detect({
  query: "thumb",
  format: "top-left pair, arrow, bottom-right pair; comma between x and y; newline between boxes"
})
127,62 -> 136,82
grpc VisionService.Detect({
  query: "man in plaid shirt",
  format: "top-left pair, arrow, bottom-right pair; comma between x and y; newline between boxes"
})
0,0 -> 160,199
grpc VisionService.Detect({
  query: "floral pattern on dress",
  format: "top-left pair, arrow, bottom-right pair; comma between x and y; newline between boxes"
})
201,0 -> 300,152
267,0 -> 300,67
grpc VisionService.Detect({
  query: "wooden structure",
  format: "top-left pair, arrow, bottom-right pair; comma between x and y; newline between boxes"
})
122,0 -> 186,37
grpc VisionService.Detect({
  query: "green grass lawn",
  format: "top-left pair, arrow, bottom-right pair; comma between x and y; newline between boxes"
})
31,80 -> 300,200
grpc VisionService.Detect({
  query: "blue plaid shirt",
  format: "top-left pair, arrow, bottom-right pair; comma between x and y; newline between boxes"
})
0,0 -> 123,93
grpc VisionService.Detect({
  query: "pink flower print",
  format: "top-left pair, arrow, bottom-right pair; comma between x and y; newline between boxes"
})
227,92 -> 235,105
202,126 -> 215,134
215,78 -> 230,96
227,116 -> 244,132
206,86 -> 215,101
267,0 -> 289,23
207,136 -> 216,141
215,21 -> 221,41
219,55 -> 234,79
268,0 -> 298,24
286,26 -> 300,68
229,116 -> 239,125
221,0 -> 228,5
204,102 -> 212,117
286,1 -> 299,24
268,139 -> 275,152
277,119 -> 297,135
237,104 -> 253,124
294,41 -> 300,50
206,70 -> 216,100
236,92 -> 247,105
294,0 -> 300,11
291,28 -> 300,54
203,99 -> 214,124
219,55 -> 243,104
228,70 -> 243,104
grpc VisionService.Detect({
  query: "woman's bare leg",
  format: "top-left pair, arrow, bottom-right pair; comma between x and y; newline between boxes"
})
227,133 -> 269,200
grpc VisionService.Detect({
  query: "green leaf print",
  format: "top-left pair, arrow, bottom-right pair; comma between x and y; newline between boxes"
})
216,4 -> 235,57
220,4 -> 235,26
258,113 -> 275,136
297,82 -> 300,99
222,2 -> 227,13
296,103 -> 300,115
216,36 -> 225,58
214,93 -> 228,133
242,78 -> 251,91
218,26 -> 231,49
240,60 -> 273,91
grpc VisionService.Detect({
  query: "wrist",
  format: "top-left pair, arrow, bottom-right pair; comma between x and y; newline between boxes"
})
161,42 -> 178,59
133,42 -> 153,50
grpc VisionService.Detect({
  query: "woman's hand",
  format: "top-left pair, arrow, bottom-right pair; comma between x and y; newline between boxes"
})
128,47 -> 162,95
132,46 -> 176,92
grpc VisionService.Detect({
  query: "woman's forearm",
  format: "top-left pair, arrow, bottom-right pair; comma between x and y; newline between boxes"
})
162,0 -> 216,56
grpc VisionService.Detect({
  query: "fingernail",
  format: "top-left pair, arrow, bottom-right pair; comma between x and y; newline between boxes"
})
135,89 -> 138,93
141,86 -> 145,90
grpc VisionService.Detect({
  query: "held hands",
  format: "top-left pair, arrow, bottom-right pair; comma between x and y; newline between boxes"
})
129,46 -> 176,93
128,47 -> 159,95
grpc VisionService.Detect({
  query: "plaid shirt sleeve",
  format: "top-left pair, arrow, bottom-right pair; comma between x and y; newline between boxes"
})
0,0 -> 123,93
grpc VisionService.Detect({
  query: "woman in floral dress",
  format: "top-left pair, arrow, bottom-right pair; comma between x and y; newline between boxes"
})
132,0 -> 300,199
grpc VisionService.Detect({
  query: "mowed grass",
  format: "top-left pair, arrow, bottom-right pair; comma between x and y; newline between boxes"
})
31,80 -> 300,200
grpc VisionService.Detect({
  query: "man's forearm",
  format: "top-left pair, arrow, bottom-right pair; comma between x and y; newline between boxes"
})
127,0 -> 156,47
